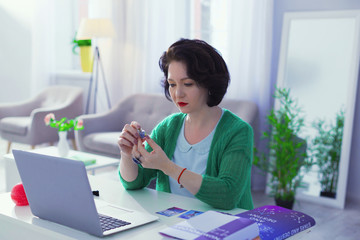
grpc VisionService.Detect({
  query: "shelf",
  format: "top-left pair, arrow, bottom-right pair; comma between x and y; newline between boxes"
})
54,70 -> 91,81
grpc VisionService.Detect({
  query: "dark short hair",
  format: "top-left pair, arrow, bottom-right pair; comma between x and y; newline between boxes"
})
159,39 -> 230,107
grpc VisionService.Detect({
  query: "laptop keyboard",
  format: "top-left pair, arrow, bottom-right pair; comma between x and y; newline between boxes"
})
99,214 -> 131,232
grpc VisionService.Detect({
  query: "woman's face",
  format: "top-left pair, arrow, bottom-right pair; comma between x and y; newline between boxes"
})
167,61 -> 208,114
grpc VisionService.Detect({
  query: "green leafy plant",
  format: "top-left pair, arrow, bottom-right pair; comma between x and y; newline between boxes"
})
44,113 -> 84,132
254,88 -> 313,206
311,109 -> 344,198
72,32 -> 91,55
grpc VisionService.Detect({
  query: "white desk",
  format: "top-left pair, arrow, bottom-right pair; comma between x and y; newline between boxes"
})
2,146 -> 119,192
0,175 -> 244,239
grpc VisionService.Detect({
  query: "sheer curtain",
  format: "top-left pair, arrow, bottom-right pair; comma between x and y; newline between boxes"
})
188,0 -> 273,190
199,0 -> 274,190
90,0 -> 273,117
223,0 -> 273,190
203,0 -> 273,190
201,0 -> 273,143
31,0 -> 77,96
29,0 -> 273,125
114,0 -> 190,97
86,0 -> 190,112
30,0 -> 56,96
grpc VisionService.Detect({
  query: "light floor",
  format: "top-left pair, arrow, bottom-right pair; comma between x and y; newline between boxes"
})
1,139 -> 359,239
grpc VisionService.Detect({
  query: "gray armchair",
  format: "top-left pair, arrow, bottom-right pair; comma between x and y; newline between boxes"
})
75,93 -> 259,159
0,85 -> 84,153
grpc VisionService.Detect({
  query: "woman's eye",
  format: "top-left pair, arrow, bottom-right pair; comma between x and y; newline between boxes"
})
184,83 -> 193,87
169,83 -> 176,87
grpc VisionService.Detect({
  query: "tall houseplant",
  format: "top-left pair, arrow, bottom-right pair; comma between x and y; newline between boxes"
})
254,88 -> 313,209
311,109 -> 344,198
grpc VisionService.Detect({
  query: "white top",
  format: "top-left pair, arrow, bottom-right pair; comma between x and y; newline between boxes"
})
169,109 -> 224,198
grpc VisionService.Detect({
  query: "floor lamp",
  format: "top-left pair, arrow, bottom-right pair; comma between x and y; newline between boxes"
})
76,18 -> 116,114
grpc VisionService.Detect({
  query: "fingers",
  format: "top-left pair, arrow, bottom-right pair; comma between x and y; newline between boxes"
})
130,121 -> 142,131
142,136 -> 157,150
117,136 -> 132,149
137,137 -> 147,156
118,123 -> 142,156
137,135 -> 158,156
119,129 -> 137,147
131,144 -> 141,158
136,136 -> 169,171
123,124 -> 140,141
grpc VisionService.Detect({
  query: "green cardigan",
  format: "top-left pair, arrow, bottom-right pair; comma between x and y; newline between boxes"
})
119,109 -> 254,210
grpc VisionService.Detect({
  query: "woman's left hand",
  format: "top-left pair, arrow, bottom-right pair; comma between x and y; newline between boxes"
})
136,136 -> 172,173
137,135 -> 202,195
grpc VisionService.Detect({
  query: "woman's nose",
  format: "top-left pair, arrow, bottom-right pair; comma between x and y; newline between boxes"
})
175,86 -> 184,97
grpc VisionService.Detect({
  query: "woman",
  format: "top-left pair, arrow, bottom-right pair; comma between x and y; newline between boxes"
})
118,39 -> 254,210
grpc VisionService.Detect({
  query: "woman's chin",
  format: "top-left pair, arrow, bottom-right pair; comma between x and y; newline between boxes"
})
177,106 -> 189,114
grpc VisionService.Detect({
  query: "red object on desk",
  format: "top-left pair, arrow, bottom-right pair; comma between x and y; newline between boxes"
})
11,183 -> 29,206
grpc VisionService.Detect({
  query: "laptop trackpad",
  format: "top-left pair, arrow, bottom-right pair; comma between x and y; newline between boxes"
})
98,205 -> 133,217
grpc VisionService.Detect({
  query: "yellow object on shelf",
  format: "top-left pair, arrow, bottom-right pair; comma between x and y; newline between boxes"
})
79,46 -> 93,72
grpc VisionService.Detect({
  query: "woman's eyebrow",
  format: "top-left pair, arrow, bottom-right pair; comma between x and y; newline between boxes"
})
167,77 -> 191,82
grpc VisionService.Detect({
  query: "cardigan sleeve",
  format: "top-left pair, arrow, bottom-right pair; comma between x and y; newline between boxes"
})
195,119 -> 254,210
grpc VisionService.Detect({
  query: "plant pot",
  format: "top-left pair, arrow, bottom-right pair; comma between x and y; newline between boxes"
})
79,46 -> 93,73
320,191 -> 336,199
275,197 -> 294,210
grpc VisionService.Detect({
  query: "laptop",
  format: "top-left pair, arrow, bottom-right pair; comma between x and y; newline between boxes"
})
12,150 -> 158,237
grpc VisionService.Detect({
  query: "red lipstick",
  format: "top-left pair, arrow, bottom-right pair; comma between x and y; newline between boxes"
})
178,102 -> 188,107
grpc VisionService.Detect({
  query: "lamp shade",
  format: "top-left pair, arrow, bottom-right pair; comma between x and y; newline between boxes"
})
76,18 -> 116,40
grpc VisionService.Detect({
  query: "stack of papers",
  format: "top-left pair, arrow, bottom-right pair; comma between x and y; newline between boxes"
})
159,210 -> 260,240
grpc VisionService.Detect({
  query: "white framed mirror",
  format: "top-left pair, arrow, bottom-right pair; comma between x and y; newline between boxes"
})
276,10 -> 360,209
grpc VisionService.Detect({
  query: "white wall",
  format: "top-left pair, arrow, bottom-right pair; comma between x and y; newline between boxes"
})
0,0 -> 79,104
0,1 -> 34,102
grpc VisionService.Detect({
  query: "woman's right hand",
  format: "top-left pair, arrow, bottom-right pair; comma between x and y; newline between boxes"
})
117,121 -> 141,157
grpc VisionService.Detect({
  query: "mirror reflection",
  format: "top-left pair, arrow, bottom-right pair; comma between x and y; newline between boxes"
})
276,11 -> 360,208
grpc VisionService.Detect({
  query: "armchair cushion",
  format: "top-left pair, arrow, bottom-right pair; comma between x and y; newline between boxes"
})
83,132 -> 121,157
0,117 -> 30,135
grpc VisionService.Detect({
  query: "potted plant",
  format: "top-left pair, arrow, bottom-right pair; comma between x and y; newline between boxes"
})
72,33 -> 93,72
311,109 -> 344,199
44,113 -> 84,157
253,88 -> 313,209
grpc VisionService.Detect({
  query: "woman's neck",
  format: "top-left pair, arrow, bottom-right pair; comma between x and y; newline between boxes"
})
184,106 -> 222,145
186,106 -> 221,126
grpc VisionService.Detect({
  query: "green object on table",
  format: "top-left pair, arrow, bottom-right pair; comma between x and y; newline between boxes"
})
70,155 -> 96,166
